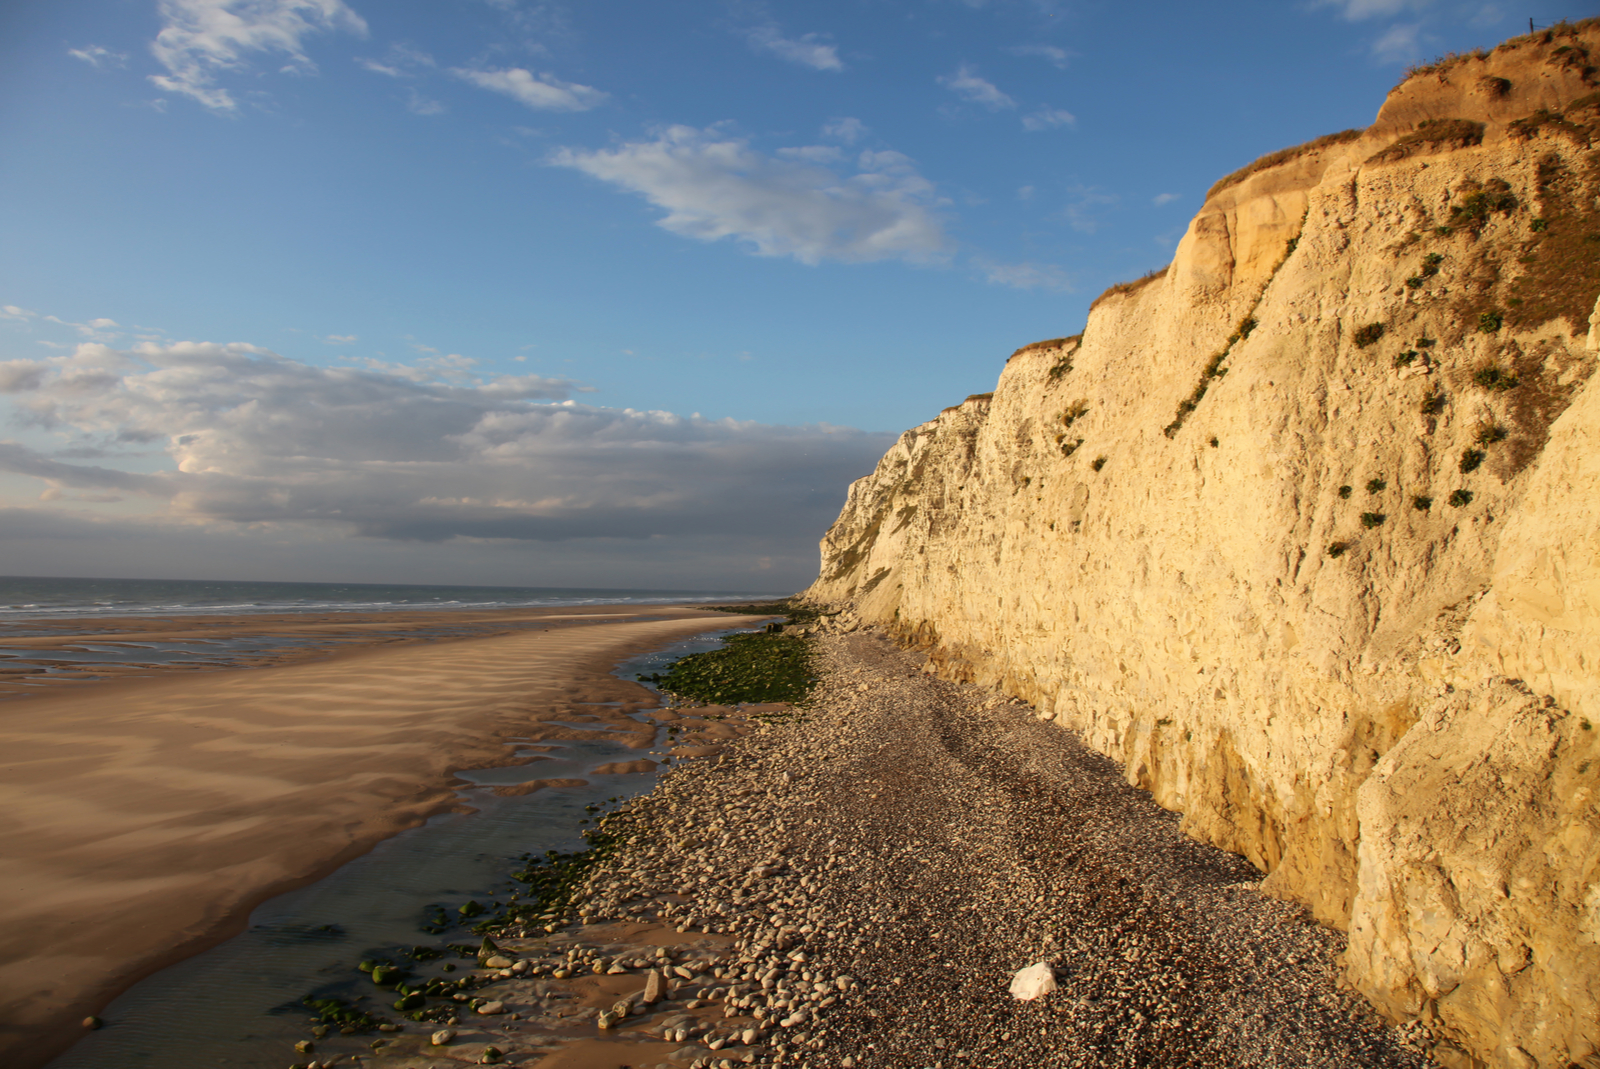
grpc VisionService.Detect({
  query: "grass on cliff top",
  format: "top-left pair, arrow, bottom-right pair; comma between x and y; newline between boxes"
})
1207,129 -> 1366,200
1366,119 -> 1486,165
1089,265 -> 1169,311
1009,333 -> 1082,362
639,631 -> 817,706
1402,18 -> 1599,84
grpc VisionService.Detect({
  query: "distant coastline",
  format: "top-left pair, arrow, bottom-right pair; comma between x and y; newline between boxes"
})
0,574 -> 789,621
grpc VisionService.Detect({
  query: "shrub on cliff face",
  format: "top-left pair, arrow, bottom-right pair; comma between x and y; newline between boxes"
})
1360,512 -> 1387,528
1460,448 -> 1486,473
1478,309 -> 1505,332
1449,488 -> 1475,506
1473,365 -> 1520,390
1451,180 -> 1518,231
1353,322 -> 1386,348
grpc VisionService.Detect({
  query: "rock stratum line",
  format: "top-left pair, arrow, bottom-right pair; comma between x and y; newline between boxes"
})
805,23 -> 1600,1069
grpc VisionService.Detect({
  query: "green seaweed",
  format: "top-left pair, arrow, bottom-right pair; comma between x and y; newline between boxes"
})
638,632 -> 817,706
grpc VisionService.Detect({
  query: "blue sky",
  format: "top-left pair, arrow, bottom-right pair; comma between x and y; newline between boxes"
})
0,0 -> 1589,590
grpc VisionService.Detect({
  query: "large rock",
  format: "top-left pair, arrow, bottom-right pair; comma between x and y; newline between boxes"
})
804,22 -> 1600,1068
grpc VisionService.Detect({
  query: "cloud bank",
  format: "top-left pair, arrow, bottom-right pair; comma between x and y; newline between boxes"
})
150,0 -> 368,111
0,341 -> 892,552
551,126 -> 948,265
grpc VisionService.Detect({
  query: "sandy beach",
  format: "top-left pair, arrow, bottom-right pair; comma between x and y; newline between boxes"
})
0,604 -> 759,1069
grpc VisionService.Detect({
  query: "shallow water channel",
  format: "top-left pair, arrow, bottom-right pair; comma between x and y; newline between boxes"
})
46,627 -> 749,1069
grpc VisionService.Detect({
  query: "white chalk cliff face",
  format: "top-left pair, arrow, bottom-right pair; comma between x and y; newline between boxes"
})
806,26 -> 1600,1069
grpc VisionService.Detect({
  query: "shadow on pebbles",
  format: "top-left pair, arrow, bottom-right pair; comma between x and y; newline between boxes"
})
343,630 -> 1436,1069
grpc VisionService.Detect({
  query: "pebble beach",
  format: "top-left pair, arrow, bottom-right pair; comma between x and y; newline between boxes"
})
298,623 -> 1439,1069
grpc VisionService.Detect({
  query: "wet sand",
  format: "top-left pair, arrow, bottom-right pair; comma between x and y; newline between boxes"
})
0,605 -> 760,1068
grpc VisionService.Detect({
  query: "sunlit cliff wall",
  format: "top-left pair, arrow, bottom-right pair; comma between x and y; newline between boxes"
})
805,25 -> 1600,1069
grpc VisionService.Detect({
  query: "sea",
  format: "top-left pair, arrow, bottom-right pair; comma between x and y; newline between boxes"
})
0,574 -> 790,621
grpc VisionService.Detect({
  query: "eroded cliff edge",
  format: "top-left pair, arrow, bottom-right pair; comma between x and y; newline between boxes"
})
804,25 -> 1600,1069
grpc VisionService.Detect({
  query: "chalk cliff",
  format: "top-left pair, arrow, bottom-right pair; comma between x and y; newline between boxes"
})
805,24 -> 1600,1069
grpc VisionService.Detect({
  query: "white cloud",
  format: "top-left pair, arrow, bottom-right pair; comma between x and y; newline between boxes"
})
324,334 -> 357,343
975,259 -> 1074,292
1060,187 -> 1117,233
1008,44 -> 1071,68
0,339 -> 893,548
939,65 -> 1015,110
1021,107 -> 1076,131
69,45 -> 128,68
822,117 -> 868,143
452,67 -> 608,112
744,23 -> 843,71
1153,192 -> 1181,206
357,43 -> 436,78
550,125 -> 948,266
18,313 -> 124,342
1372,22 -> 1424,62
1316,0 -> 1431,17
149,0 -> 369,112
406,89 -> 446,115
777,145 -> 844,163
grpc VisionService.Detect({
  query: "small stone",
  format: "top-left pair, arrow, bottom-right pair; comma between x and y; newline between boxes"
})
607,963 -> 628,974
480,1046 -> 505,1064
377,1023 -> 401,1032
294,1040 -> 314,1053
742,1028 -> 760,1045
1009,962 -> 1057,1001
483,955 -> 514,969
643,968 -> 665,1003
476,1000 -> 506,1015
431,1029 -> 456,1046
598,1010 -> 618,1029
82,1016 -> 102,1030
